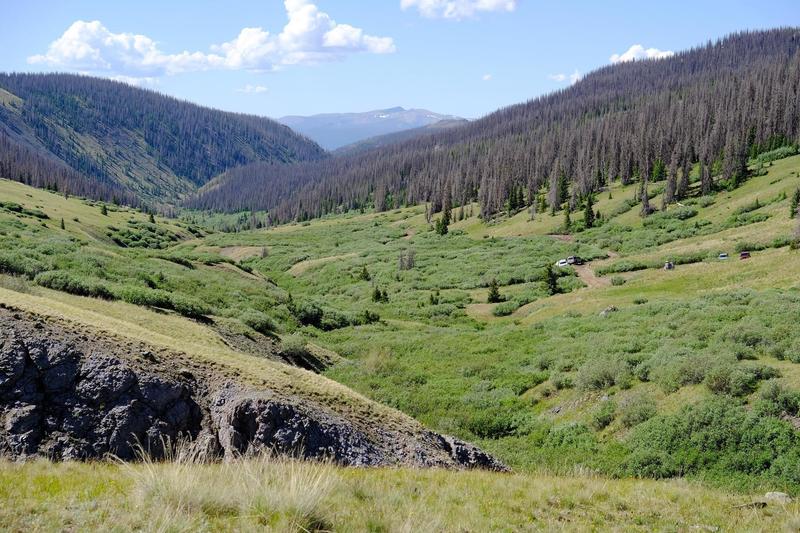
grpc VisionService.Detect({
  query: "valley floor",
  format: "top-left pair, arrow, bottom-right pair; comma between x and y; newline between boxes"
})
3,154 -> 800,531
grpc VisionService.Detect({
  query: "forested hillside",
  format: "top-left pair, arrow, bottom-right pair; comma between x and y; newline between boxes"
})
0,74 -> 325,206
188,29 -> 800,223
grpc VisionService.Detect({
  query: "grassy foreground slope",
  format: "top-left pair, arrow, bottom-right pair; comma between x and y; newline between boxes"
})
192,154 -> 800,493
2,458 -> 798,531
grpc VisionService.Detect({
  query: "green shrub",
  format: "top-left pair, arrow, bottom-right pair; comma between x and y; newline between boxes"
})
115,286 -> 173,309
619,392 -> 657,428
34,270 -> 113,299
0,251 -> 48,279
281,334 -> 311,360
465,408 -> 520,439
597,260 -> 648,276
751,145 -> 798,166
577,358 -> 630,390
492,301 -> 519,317
754,381 -> 800,418
697,196 -> 716,208
320,309 -> 352,331
169,294 -> 212,319
239,309 -> 277,335
626,398 -> 800,486
551,372 -> 574,390
159,255 -> 195,269
649,354 -> 710,392
733,198 -> 764,216
591,400 -> 616,430
610,276 -> 626,286
291,300 -> 324,328
704,363 -> 780,397
642,207 -> 698,226
354,309 -> 381,325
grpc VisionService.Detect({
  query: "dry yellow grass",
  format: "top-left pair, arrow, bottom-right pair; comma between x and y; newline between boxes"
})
218,245 -> 266,261
1,458 -> 798,532
288,252 -> 358,276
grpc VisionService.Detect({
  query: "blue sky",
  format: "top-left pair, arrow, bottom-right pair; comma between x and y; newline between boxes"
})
3,1 -> 799,119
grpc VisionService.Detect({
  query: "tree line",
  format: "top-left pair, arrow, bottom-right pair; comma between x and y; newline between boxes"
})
187,29 -> 800,223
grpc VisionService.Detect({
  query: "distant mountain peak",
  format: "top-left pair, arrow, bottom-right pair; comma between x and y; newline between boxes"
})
278,106 -> 463,150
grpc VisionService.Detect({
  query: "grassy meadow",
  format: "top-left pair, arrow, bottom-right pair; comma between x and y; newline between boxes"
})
2,456 -> 798,532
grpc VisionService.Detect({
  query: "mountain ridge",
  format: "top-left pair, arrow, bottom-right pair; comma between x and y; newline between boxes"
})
0,73 -> 326,207
278,106 -> 464,150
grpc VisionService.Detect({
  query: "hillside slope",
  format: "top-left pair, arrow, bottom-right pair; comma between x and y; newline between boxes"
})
0,73 -> 325,205
0,179 -> 502,469
188,28 -> 800,221
334,118 -> 469,155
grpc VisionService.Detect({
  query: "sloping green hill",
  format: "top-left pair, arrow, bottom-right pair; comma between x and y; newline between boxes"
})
0,73 -> 326,205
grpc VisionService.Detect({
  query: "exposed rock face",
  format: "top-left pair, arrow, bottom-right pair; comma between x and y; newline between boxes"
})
0,321 -> 203,460
0,307 -> 507,471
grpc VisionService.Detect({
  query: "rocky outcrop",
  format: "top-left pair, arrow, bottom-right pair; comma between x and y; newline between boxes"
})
0,307 -> 507,471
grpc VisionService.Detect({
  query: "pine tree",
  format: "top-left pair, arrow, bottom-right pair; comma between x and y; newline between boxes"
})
651,158 -> 666,181
563,205 -> 572,232
545,265 -> 560,295
584,194 -> 595,229
487,279 -> 502,303
359,265 -> 371,281
100,204 -> 108,216
557,172 -> 569,210
149,212 -> 155,224
59,218 -> 65,230
791,188 -> 800,219
372,285 -> 386,303
435,193 -> 452,235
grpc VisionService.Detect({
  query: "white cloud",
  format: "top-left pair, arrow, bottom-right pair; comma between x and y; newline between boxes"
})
28,1 -> 395,77
237,84 -> 268,94
401,0 -> 517,19
108,75 -> 160,88
610,44 -> 674,64
482,73 -> 492,81
548,70 -> 581,85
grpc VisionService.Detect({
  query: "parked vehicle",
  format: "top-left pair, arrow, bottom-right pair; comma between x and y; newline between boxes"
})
664,261 -> 675,270
556,259 -> 569,267
718,253 -> 729,260
566,256 -> 584,265
739,251 -> 751,260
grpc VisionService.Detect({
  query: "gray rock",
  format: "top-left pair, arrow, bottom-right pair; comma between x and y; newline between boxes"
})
0,337 -> 27,392
0,308 -> 506,470
764,491 -> 793,504
599,306 -> 618,317
76,355 -> 136,404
